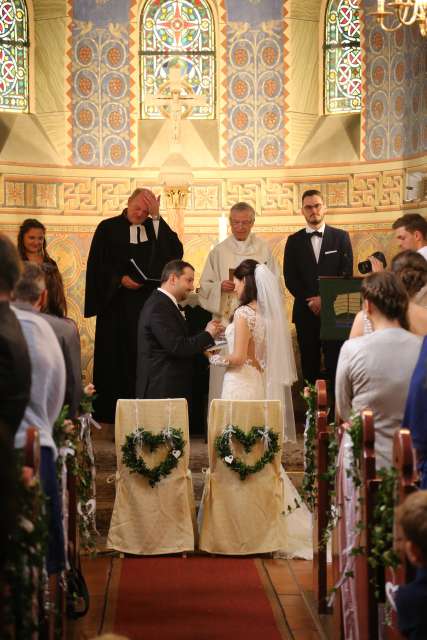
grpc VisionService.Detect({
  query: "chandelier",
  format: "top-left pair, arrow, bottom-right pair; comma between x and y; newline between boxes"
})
371,1 -> 427,36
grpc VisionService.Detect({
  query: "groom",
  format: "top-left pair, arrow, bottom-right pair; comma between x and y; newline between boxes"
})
136,260 -> 223,402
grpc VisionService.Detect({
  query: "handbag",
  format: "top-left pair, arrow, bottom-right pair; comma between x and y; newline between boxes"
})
66,563 -> 90,619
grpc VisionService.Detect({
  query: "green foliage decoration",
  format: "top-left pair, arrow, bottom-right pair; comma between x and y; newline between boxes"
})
215,425 -> 280,480
122,427 -> 185,487
301,383 -> 317,511
3,454 -> 48,638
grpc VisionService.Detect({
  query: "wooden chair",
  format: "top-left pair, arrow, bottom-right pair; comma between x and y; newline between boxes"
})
313,379 -> 330,613
385,428 -> 418,640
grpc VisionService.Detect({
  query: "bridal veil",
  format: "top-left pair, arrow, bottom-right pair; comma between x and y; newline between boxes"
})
255,264 -> 297,442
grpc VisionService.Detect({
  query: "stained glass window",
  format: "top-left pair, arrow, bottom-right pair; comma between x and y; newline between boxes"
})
140,0 -> 215,119
324,0 -> 361,114
0,0 -> 29,112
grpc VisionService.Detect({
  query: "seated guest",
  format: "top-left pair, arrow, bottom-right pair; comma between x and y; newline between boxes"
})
41,262 -> 68,318
350,250 -> 427,338
395,491 -> 427,639
391,250 -> 427,312
0,234 -> 31,439
13,291 -> 66,576
336,272 -> 422,468
12,262 -> 82,418
403,336 -> 427,488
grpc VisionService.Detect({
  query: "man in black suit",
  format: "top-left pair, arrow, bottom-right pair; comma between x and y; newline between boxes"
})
0,234 -> 31,439
284,189 -> 353,388
136,260 -> 223,402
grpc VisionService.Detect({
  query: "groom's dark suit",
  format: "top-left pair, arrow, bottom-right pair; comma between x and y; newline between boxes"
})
284,224 -> 353,385
136,289 -> 215,402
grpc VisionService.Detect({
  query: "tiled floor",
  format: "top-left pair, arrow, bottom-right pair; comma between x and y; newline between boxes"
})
68,556 -> 327,640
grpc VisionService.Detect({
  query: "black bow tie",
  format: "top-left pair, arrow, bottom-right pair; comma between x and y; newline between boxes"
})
309,230 -> 323,238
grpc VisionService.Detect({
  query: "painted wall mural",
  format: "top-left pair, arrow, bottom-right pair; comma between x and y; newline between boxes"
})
225,0 -> 285,167
364,0 -> 427,161
71,0 -> 132,167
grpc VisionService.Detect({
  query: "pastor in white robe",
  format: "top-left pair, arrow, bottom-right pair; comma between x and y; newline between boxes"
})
198,233 -> 280,322
198,233 -> 281,402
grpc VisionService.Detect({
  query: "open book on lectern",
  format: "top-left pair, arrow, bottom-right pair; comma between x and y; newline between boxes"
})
128,258 -> 161,285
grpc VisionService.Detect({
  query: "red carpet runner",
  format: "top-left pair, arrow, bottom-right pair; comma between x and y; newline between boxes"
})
113,557 -> 285,639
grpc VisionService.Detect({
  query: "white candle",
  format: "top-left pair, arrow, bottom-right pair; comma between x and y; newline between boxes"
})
218,213 -> 228,243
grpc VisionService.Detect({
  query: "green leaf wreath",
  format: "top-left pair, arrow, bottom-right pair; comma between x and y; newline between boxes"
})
215,425 -> 280,480
122,427 -> 186,487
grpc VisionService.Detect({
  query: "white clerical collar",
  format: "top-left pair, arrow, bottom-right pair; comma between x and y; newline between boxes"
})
129,224 -> 147,244
158,287 -> 179,308
306,223 -> 326,235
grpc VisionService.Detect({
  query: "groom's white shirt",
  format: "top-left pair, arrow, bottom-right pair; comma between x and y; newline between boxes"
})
157,287 -> 179,309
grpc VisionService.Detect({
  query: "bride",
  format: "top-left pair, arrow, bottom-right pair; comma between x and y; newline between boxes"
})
209,259 -> 312,559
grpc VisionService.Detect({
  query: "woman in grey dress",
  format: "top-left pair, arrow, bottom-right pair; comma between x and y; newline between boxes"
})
336,272 -> 422,468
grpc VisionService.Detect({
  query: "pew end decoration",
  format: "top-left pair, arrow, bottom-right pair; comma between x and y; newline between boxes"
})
215,425 -> 280,480
122,426 -> 186,487
53,383 -> 100,556
3,428 -> 49,639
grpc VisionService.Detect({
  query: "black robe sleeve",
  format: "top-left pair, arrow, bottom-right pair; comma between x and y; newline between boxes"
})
84,219 -> 123,318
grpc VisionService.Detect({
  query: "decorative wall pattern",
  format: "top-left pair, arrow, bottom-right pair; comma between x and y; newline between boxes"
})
364,0 -> 427,160
0,163 -> 416,215
71,0 -> 132,167
225,0 -> 285,167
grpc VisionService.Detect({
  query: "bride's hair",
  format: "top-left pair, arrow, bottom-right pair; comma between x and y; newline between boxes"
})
230,259 -> 259,321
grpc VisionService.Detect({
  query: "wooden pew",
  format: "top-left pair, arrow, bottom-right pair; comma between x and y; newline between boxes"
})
385,428 -> 418,640
331,411 -> 380,640
313,379 -> 330,614
355,410 -> 382,640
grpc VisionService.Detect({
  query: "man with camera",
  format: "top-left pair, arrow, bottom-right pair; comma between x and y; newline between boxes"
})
284,190 -> 353,389
393,213 -> 427,260
361,213 -> 427,275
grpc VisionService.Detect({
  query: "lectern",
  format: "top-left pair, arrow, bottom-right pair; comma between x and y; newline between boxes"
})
319,276 -> 363,341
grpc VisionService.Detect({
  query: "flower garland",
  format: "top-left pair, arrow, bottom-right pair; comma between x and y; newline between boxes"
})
329,414 -> 365,601
301,384 -> 318,511
3,455 -> 48,639
122,426 -> 186,487
369,466 -> 400,599
320,421 -> 340,548
54,384 -> 99,555
215,425 -> 280,481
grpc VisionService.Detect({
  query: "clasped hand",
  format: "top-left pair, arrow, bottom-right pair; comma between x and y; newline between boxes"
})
306,295 -> 321,315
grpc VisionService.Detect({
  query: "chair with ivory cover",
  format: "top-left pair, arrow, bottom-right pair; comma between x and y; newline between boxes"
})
107,398 -> 196,555
199,399 -> 284,555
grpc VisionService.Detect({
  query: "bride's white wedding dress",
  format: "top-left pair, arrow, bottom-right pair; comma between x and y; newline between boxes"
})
221,304 -> 313,559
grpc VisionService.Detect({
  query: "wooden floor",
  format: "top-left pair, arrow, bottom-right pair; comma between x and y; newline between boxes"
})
68,555 -> 328,640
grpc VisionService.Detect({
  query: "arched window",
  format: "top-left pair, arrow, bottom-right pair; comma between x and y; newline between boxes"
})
0,0 -> 29,112
324,0 -> 361,114
140,0 -> 215,119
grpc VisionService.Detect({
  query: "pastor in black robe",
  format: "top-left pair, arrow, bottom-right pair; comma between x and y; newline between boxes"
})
84,211 -> 183,422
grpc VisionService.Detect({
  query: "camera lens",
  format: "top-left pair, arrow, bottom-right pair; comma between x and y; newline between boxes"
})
358,259 -> 372,274
357,251 -> 387,275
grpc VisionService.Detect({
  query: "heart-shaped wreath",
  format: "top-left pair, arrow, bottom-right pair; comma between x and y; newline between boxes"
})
215,425 -> 280,480
122,427 -> 185,487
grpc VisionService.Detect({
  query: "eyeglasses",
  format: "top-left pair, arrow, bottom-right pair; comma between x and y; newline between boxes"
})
303,203 -> 323,211
230,219 -> 253,227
